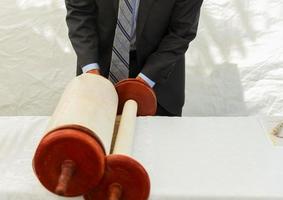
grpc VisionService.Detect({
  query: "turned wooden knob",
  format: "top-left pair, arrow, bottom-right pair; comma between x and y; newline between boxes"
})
115,78 -> 157,116
33,127 -> 106,197
55,160 -> 76,195
108,183 -> 122,200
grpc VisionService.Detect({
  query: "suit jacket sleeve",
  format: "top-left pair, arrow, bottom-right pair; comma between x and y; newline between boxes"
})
65,0 -> 99,69
141,0 -> 203,83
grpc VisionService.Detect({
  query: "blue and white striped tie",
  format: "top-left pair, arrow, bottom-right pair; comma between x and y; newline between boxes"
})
109,0 -> 134,83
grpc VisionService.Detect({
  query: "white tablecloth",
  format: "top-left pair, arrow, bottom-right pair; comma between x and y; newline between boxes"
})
0,116 -> 282,199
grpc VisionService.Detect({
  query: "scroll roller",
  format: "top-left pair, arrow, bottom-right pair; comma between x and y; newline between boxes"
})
33,73 -> 118,196
84,78 -> 157,200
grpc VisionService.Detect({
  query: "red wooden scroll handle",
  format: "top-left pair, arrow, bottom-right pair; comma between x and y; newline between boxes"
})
108,183 -> 122,200
55,160 -> 76,195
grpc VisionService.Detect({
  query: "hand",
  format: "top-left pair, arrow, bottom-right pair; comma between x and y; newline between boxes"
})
87,69 -> 100,75
136,76 -> 150,87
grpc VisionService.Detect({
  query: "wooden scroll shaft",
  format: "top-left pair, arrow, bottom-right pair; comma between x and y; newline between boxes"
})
83,80 -> 153,200
108,100 -> 138,199
55,160 -> 76,195
113,100 -> 138,155
108,183 -> 123,200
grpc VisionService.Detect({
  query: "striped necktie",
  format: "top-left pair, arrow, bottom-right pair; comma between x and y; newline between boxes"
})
109,0 -> 134,83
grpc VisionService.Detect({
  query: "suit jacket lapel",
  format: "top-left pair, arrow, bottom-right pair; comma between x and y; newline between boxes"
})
113,0 -> 119,16
137,0 -> 156,38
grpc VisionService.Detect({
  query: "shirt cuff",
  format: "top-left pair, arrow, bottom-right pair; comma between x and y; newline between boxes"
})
82,63 -> 100,73
138,73 -> 156,88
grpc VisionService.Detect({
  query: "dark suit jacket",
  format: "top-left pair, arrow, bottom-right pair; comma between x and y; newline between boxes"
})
65,0 -> 203,115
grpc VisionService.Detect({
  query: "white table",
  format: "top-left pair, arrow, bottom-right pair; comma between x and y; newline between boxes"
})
0,116 -> 282,199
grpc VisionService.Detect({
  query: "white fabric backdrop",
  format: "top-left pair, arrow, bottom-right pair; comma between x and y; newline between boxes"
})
0,0 -> 282,116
